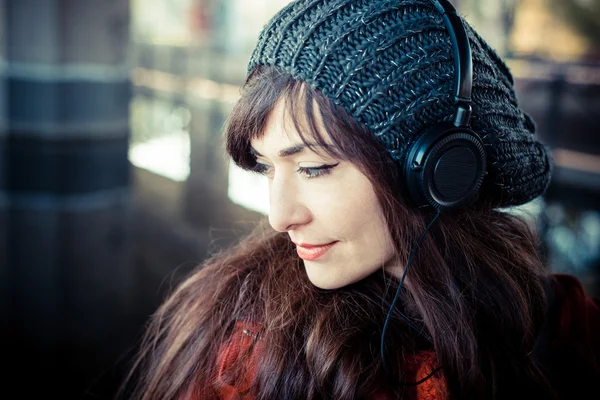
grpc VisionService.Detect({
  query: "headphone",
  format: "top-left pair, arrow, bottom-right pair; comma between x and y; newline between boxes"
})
403,0 -> 487,212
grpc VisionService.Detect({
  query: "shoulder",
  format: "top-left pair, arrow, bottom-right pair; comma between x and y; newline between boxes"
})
404,351 -> 448,400
548,273 -> 600,337
214,320 -> 265,399
215,321 -> 448,400
538,273 -> 600,396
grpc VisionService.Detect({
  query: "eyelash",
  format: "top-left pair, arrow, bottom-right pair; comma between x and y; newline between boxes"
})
252,163 -> 339,179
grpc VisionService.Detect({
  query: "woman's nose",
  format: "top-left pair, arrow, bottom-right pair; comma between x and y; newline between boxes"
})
268,178 -> 311,232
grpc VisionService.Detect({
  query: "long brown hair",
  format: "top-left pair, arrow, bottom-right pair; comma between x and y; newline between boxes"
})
122,65 -> 555,400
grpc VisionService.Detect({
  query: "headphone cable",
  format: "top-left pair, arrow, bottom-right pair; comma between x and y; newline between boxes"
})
380,210 -> 442,375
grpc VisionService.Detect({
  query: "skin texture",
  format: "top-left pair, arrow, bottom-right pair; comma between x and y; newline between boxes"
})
250,99 -> 399,289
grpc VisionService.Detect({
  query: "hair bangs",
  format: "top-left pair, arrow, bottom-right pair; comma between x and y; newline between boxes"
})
225,66 -> 352,171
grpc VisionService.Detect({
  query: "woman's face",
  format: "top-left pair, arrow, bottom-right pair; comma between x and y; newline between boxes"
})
250,99 -> 398,289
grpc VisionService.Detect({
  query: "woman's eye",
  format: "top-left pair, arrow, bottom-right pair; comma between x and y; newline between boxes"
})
252,162 -> 339,179
297,163 -> 339,179
252,162 -> 274,178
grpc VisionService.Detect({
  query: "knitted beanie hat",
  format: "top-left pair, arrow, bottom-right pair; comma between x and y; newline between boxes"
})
247,0 -> 552,208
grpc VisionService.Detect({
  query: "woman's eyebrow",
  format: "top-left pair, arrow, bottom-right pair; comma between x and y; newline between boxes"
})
250,144 -> 308,158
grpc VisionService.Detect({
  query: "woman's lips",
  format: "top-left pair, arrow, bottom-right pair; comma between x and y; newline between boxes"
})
295,242 -> 337,261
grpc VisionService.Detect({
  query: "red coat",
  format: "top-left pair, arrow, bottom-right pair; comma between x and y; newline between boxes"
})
209,274 -> 600,399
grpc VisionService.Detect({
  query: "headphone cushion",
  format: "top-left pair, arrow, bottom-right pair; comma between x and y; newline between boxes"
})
434,145 -> 481,199
405,125 -> 486,211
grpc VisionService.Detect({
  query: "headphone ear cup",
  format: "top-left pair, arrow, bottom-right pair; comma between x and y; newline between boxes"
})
404,123 -> 486,212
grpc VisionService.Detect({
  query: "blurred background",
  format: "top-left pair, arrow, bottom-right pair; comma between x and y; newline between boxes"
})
1,0 -> 599,398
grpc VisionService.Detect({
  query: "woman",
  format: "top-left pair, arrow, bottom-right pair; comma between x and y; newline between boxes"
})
124,0 -> 600,399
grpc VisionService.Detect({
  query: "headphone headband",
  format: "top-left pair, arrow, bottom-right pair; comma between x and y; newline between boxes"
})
429,0 -> 473,127
403,1 -> 486,211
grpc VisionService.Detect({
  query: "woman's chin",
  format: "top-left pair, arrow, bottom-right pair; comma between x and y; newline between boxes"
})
304,267 -> 366,290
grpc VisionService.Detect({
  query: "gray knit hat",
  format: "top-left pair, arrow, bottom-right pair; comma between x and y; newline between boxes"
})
248,0 -> 552,208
